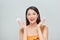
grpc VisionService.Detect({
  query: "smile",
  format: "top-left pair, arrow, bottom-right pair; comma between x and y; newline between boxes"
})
30,19 -> 35,21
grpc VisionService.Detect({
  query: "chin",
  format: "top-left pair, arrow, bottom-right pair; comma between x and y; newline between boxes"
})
30,21 -> 36,24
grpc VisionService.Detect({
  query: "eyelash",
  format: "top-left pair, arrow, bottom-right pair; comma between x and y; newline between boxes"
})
27,14 -> 30,15
33,13 -> 35,15
27,13 -> 36,16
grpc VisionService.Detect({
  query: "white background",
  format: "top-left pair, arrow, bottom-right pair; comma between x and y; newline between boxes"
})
0,0 -> 60,40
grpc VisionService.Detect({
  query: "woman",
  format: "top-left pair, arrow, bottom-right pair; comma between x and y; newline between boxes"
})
17,6 -> 48,40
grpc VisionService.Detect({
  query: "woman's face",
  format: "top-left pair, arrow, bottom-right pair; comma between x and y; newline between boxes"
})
27,9 -> 38,24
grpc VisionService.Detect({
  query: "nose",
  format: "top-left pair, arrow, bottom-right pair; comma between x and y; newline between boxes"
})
30,15 -> 34,18
30,16 -> 33,18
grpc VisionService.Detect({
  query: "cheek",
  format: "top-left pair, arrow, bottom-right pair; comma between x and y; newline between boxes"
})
27,16 -> 30,20
34,15 -> 38,20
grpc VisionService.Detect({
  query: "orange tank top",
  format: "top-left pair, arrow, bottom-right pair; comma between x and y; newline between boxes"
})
27,25 -> 45,40
27,36 -> 39,40
21,25 -> 45,40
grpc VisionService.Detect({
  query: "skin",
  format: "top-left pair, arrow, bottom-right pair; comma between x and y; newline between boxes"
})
17,9 -> 48,40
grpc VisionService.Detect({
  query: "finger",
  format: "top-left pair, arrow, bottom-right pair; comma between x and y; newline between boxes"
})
16,18 -> 26,28
37,17 -> 46,27
16,18 -> 23,25
16,18 -> 21,23
41,17 -> 46,23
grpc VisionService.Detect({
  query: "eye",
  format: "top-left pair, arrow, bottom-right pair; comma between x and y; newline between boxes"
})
33,13 -> 36,15
27,13 -> 31,16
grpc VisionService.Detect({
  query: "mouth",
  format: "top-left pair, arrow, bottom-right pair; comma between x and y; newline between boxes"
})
30,18 -> 35,21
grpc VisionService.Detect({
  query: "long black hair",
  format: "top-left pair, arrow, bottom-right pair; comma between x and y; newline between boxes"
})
26,6 -> 41,25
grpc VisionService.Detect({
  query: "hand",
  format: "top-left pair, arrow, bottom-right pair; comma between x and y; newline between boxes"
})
16,18 -> 26,28
37,17 -> 46,28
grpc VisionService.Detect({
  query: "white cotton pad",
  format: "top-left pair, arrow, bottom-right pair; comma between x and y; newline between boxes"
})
16,18 -> 22,29
42,17 -> 46,24
16,18 -> 21,23
42,17 -> 46,21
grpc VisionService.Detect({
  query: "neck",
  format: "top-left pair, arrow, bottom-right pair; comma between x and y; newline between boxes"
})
29,22 -> 37,28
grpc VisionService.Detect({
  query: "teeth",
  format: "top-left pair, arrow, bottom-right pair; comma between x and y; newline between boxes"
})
30,19 -> 34,21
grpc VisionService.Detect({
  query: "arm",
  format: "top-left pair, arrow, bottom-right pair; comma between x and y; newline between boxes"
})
43,25 -> 48,40
17,18 -> 27,40
37,25 -> 48,40
24,28 -> 27,40
19,28 -> 27,40
37,18 -> 48,40
37,26 -> 44,40
19,29 -> 23,40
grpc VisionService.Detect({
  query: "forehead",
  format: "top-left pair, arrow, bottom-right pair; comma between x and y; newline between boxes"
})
27,9 -> 36,13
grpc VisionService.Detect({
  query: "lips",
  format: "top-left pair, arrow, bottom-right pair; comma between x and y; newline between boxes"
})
30,19 -> 35,21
